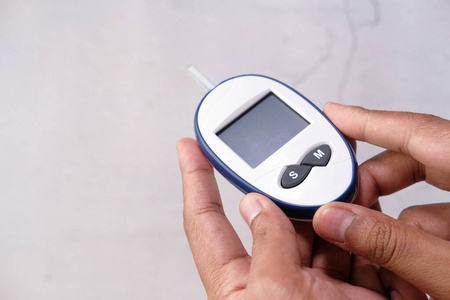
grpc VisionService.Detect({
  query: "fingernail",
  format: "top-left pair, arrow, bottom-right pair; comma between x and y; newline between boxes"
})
240,195 -> 262,227
390,290 -> 403,300
318,207 -> 355,243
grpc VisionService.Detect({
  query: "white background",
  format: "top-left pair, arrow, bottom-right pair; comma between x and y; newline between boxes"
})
0,1 -> 449,299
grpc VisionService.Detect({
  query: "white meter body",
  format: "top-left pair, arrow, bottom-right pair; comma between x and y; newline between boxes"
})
194,75 -> 358,220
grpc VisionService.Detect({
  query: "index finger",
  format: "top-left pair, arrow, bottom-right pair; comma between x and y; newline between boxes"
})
177,138 -> 249,294
324,103 -> 450,174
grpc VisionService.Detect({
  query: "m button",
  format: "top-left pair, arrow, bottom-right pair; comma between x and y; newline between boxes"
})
301,145 -> 331,167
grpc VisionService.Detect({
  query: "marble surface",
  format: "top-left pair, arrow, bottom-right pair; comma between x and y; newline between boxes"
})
0,1 -> 449,299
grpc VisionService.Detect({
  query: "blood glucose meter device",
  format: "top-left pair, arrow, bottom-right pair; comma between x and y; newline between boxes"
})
194,74 -> 358,220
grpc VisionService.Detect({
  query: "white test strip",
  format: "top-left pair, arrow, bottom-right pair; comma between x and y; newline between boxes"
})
184,64 -> 216,91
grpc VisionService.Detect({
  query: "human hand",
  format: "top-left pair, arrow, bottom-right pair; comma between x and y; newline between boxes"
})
323,103 -> 450,207
313,103 -> 450,300
177,138 -> 424,299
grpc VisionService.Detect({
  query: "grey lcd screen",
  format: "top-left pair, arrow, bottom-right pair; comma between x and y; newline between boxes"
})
217,93 -> 310,168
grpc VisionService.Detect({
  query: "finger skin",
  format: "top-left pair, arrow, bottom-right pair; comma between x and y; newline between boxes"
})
240,193 -> 309,299
349,202 -> 386,294
354,150 -> 424,207
399,203 -> 450,241
292,220 -> 314,267
350,256 -> 385,294
379,268 -> 427,300
324,103 -> 450,190
384,203 -> 450,300
313,202 -> 450,300
311,202 -> 381,286
241,193 -> 302,274
177,138 -> 249,296
311,236 -> 351,282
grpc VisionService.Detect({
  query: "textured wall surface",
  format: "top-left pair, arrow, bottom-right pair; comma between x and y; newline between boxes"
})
0,1 -> 449,299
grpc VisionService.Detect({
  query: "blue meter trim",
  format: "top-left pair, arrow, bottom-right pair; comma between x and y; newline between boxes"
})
194,74 -> 358,220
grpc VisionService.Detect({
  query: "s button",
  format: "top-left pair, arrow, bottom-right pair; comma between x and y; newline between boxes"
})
281,165 -> 312,189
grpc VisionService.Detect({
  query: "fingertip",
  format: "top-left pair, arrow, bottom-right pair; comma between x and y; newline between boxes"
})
240,193 -> 292,229
176,138 -> 194,165
240,193 -> 263,227
323,102 -> 363,115
313,202 -> 348,226
323,102 -> 342,114
176,137 -> 196,151
177,137 -> 213,174
312,203 -> 327,228
322,102 -> 353,126
313,203 -> 356,243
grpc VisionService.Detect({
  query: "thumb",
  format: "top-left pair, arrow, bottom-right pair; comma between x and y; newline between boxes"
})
313,202 -> 450,300
240,193 -> 302,270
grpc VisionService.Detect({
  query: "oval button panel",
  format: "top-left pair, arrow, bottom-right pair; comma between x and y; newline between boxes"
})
280,144 -> 332,189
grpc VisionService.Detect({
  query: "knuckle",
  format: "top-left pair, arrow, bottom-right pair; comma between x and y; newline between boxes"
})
251,217 -> 295,243
251,222 -> 270,253
391,112 -> 445,155
406,112 -> 450,148
252,223 -> 268,242
182,204 -> 225,240
183,201 -> 224,226
366,220 -> 407,266
360,107 -> 372,142
192,201 -> 225,218
250,216 -> 297,254
398,205 -> 423,227
182,164 -> 214,177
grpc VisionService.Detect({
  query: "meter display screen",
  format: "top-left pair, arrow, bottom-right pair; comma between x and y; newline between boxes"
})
217,93 -> 310,168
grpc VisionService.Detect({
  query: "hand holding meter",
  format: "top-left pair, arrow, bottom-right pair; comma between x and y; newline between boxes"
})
193,73 -> 358,220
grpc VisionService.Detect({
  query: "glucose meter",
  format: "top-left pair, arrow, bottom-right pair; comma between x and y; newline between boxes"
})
193,74 -> 358,220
